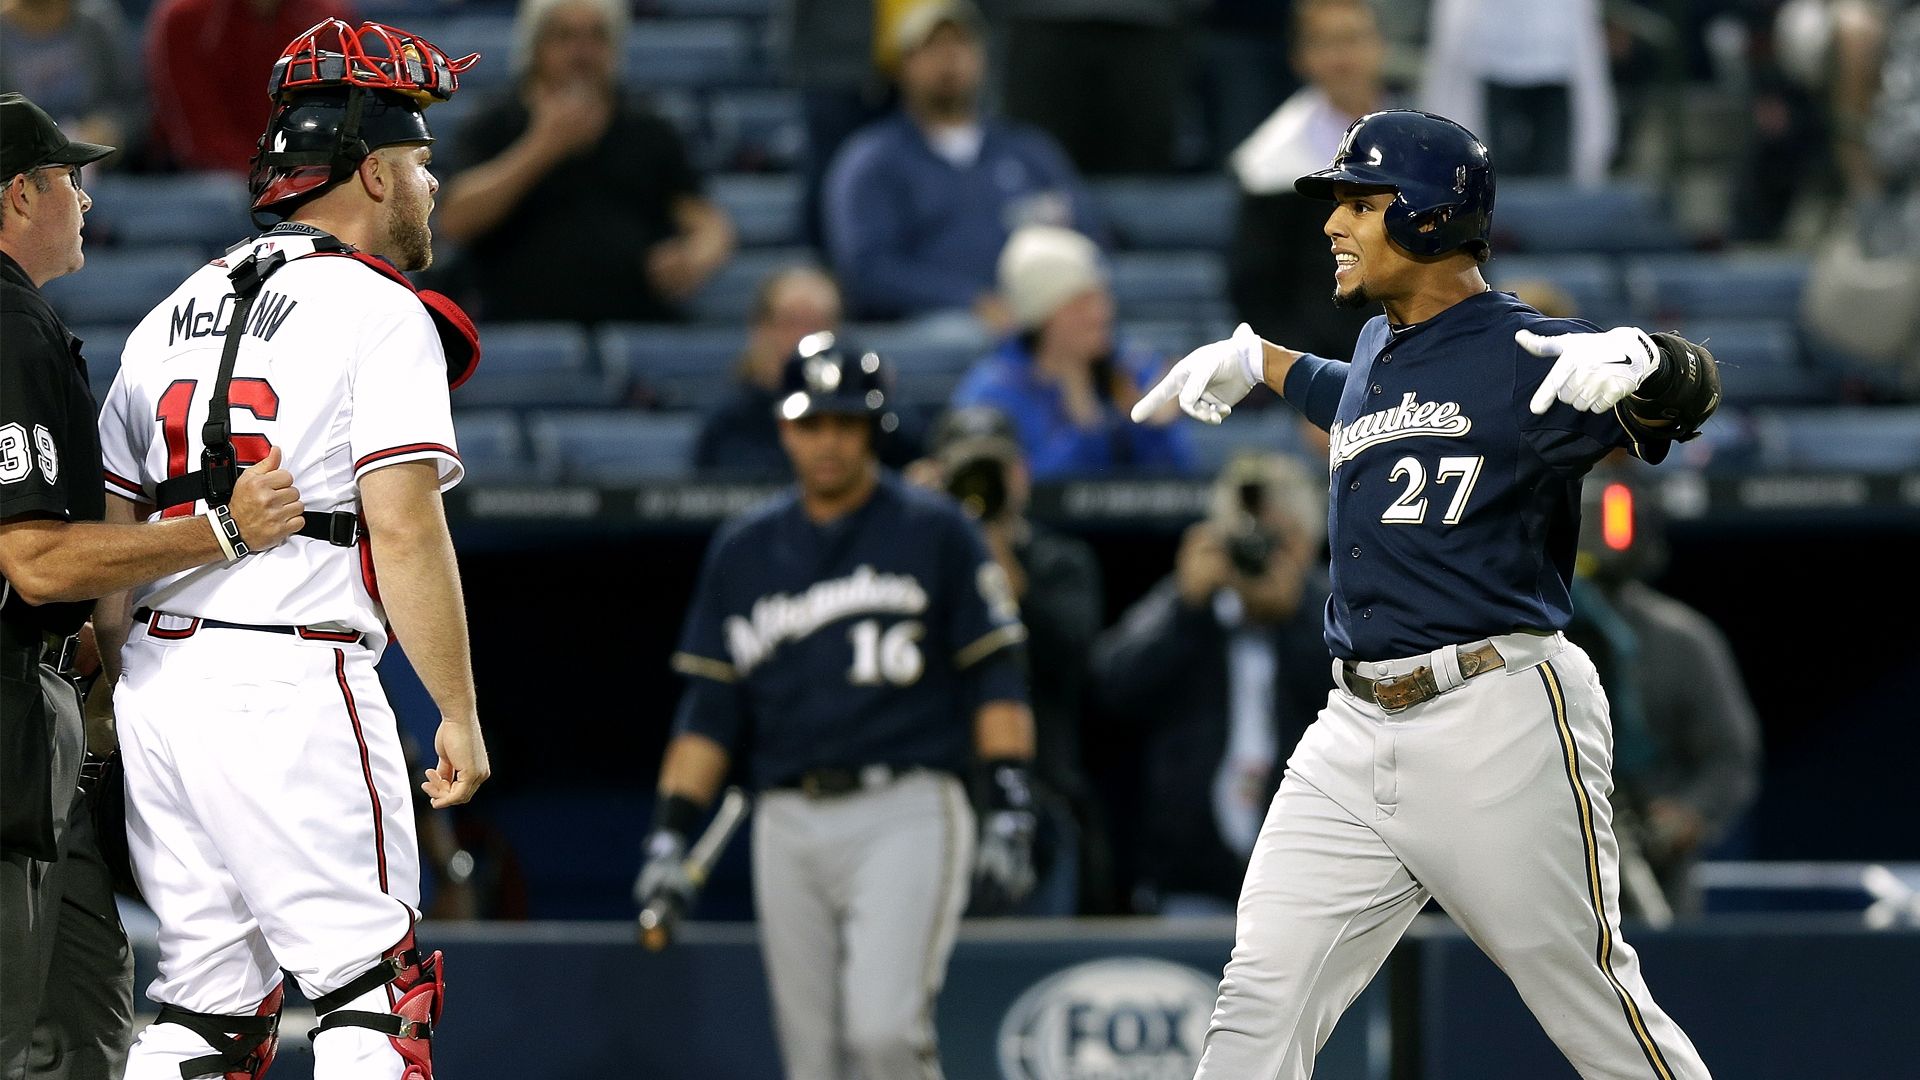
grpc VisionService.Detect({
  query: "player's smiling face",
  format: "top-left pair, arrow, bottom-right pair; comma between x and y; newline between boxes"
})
1325,185 -> 1406,310
780,413 -> 874,500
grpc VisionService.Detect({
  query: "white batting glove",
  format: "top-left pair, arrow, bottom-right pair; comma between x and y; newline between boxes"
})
1130,322 -> 1265,426
1521,327 -> 1661,416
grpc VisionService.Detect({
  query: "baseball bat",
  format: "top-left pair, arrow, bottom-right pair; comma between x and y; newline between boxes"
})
638,786 -> 750,951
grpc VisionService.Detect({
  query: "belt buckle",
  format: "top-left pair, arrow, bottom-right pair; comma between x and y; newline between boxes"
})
53,633 -> 80,675
328,513 -> 360,547
1373,667 -> 1437,713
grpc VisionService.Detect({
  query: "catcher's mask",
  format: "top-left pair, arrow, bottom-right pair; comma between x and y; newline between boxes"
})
247,19 -> 478,223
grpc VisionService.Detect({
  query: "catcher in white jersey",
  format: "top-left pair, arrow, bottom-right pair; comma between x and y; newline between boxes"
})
91,21 -> 489,1080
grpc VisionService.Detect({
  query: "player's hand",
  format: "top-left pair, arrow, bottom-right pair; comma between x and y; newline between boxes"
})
1521,327 -> 1660,415
422,716 -> 491,808
633,829 -> 696,911
972,808 -> 1038,914
1130,323 -> 1265,426
227,447 -> 305,550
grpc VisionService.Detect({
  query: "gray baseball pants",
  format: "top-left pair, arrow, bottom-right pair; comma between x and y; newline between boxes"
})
753,769 -> 975,1080
1196,632 -> 1712,1079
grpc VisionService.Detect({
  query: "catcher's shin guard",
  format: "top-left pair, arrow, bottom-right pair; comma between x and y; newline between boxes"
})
154,984 -> 285,1079
308,931 -> 446,1078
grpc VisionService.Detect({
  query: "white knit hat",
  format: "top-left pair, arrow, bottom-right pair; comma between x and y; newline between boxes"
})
997,225 -> 1107,331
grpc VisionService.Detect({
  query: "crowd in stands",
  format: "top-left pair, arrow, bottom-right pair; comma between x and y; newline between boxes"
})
5,0 -> 1918,488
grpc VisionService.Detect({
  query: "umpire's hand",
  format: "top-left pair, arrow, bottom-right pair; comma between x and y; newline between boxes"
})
972,808 -> 1037,914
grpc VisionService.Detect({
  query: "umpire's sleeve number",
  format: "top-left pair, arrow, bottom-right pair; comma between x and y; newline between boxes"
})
1381,455 -> 1484,526
0,423 -> 50,485
848,619 -> 925,686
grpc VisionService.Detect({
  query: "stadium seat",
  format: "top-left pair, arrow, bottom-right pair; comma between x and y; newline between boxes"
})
711,174 -> 803,247
87,173 -> 252,254
72,325 -> 134,406
1680,321 -> 1836,406
687,246 -> 818,322
403,16 -> 514,91
706,89 -> 805,172
1494,180 -> 1681,254
1483,254 -> 1625,327
42,248 -> 199,325
851,319 -> 992,406
1184,408 -> 1311,474
1091,176 -> 1236,251
647,0 -> 774,16
1109,252 -> 1229,322
625,20 -> 757,88
1625,253 -> 1811,323
452,410 -> 552,485
1758,407 -> 1920,472
1119,319 -> 1204,358
595,324 -> 740,407
455,323 -> 624,408
527,410 -> 703,482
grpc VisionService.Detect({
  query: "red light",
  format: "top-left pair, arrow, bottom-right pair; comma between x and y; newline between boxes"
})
1602,483 -> 1634,551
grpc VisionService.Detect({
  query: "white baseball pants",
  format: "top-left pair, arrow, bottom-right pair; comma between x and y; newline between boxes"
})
115,624 -> 421,1080
1195,633 -> 1712,1079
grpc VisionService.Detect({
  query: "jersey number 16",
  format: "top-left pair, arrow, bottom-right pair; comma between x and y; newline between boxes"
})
848,620 -> 925,687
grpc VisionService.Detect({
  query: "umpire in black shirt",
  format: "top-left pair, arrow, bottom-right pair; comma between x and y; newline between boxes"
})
0,92 -> 306,1079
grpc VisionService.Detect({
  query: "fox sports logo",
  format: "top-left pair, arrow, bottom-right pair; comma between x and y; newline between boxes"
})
997,957 -> 1217,1080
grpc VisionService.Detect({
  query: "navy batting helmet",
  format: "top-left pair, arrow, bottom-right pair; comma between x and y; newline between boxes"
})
1294,110 -> 1494,258
775,332 -> 898,432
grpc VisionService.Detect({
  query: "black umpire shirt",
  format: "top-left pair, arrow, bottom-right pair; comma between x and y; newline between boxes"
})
1,249 -> 104,856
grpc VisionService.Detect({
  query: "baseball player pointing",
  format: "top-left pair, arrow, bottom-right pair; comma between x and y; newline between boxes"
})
94,21 -> 487,1080
1134,110 -> 1720,1078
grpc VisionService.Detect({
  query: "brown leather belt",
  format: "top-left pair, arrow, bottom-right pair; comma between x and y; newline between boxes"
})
1341,642 -> 1505,712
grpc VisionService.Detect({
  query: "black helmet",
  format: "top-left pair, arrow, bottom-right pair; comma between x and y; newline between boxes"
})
775,332 -> 898,433
1294,109 -> 1495,258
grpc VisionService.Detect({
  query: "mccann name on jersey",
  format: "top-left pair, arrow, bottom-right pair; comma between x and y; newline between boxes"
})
1327,391 -> 1472,471
168,290 -> 300,346
725,564 -> 929,675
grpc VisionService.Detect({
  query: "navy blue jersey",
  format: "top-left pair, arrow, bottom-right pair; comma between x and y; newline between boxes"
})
1283,289 -> 1670,661
671,474 -> 1029,789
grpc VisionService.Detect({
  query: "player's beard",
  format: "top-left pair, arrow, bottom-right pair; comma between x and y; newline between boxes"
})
1332,282 -> 1373,309
383,181 -> 434,272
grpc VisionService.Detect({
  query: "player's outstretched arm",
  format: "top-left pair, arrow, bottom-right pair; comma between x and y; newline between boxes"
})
1130,323 -> 1305,426
360,460 -> 490,809
0,450 -> 304,605
1521,328 -> 1721,438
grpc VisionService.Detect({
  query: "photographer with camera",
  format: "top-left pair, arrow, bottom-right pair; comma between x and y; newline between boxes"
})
951,224 -> 1194,479
924,406 -> 1115,914
1091,451 -> 1332,915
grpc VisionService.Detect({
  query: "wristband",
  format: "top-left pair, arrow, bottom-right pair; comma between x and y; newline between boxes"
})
973,757 -> 1036,813
204,505 -> 250,562
653,792 -> 705,839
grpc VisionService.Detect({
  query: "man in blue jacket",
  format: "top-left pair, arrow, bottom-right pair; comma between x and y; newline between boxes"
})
821,0 -> 1102,323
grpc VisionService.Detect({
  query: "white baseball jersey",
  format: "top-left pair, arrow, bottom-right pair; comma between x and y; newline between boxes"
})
98,235 -> 463,655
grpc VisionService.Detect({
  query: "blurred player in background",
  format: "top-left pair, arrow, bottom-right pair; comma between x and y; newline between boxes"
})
636,333 -> 1038,1079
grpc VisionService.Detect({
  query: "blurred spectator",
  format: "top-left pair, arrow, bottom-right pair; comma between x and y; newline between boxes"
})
1228,0 -> 1395,359
1090,452 -> 1332,915
925,406 -> 1113,914
437,0 -> 735,323
774,0 -> 895,248
1421,0 -> 1617,184
144,0 -> 356,173
0,0 -> 139,163
1569,462 -> 1761,916
951,225 -> 1192,479
695,266 -> 844,476
1196,0 -> 1298,168
821,0 -> 1102,323
999,0 -> 1189,174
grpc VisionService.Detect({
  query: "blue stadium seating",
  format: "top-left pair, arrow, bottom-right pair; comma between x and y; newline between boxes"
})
453,410 -> 552,485
711,173 -> 802,247
527,410 -> 703,482
1119,319 -> 1204,359
1108,252 -> 1229,322
648,0 -> 774,16
1483,254 -> 1625,326
87,173 -> 252,254
686,246 -> 818,322
1091,176 -> 1236,251
73,325 -> 133,405
1626,253 -> 1811,323
706,90 -> 805,172
406,16 -> 514,91
1494,180 -> 1681,254
852,319 -> 992,406
42,248 -> 198,325
1759,407 -> 1920,471
595,324 -> 741,407
456,323 -> 623,408
1681,320 -> 1837,406
1184,408 -> 1312,474
626,20 -> 757,88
